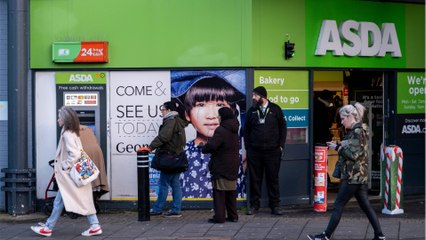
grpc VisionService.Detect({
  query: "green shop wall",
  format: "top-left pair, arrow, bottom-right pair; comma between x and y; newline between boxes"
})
30,0 -> 424,69
30,0 -> 253,69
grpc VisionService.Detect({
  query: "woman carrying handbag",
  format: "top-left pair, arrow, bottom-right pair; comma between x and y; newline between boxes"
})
149,101 -> 188,217
30,106 -> 102,237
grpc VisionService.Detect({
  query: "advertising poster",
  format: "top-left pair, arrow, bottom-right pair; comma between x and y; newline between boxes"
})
109,71 -> 170,200
171,70 -> 247,200
253,70 -> 309,144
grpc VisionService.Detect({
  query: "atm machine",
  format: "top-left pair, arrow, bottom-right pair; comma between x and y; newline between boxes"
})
63,91 -> 101,143
56,90 -> 107,158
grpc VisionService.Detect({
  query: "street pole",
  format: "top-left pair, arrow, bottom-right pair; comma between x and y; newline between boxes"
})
3,0 -> 34,215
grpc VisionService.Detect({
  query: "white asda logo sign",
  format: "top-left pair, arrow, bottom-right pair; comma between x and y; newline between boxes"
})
315,20 -> 401,57
69,74 -> 94,82
401,124 -> 425,134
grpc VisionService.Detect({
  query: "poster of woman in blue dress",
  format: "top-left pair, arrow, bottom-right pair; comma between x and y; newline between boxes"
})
171,70 -> 246,200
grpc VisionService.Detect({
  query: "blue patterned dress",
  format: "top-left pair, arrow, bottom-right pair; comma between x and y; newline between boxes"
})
181,140 -> 246,199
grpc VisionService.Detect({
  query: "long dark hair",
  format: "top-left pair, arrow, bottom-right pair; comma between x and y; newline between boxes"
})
58,106 -> 80,136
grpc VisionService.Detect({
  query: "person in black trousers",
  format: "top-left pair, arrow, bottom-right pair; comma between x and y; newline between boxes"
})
308,102 -> 385,240
244,86 -> 287,215
201,107 -> 240,223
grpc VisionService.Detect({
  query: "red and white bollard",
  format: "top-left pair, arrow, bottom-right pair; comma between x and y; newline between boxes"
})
381,145 -> 404,215
314,146 -> 328,212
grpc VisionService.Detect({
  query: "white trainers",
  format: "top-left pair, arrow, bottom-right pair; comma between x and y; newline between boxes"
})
81,225 -> 102,237
31,225 -> 52,237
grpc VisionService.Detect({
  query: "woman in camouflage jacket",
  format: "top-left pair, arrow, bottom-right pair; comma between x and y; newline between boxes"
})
308,102 -> 385,240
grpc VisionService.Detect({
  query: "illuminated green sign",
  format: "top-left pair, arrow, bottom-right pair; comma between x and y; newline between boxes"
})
397,72 -> 425,114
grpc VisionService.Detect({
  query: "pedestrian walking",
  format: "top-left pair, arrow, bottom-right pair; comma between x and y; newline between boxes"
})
308,102 -> 385,240
244,86 -> 287,215
149,101 -> 188,217
30,106 -> 102,237
79,125 -> 109,205
200,107 -> 240,223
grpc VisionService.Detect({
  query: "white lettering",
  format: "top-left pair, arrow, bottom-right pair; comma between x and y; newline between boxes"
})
315,20 -> 343,56
341,20 -> 361,56
259,76 -> 285,86
402,124 -> 425,134
378,23 -> 401,57
69,74 -> 94,82
360,22 -> 381,56
316,20 -> 401,57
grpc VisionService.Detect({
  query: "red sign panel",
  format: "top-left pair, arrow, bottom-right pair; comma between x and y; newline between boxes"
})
74,41 -> 109,63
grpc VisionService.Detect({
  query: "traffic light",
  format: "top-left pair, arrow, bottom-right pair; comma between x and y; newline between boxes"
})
285,41 -> 295,59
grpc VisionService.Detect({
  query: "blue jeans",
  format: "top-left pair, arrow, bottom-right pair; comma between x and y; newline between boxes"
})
152,172 -> 182,213
45,190 -> 99,229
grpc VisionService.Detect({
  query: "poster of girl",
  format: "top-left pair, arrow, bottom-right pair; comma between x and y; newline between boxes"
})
171,70 -> 246,200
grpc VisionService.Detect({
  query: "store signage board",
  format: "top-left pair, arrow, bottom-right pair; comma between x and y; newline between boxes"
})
56,72 -> 107,84
396,72 -> 425,114
254,70 -> 309,144
52,41 -> 109,63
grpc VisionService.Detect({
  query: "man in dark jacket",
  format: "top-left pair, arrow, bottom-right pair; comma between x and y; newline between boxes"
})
201,107 -> 240,223
244,86 -> 287,215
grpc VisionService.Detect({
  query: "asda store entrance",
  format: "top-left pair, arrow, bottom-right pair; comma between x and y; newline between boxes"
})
313,70 -> 384,201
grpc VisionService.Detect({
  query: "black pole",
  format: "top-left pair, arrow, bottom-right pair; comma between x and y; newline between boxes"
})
136,146 -> 151,221
4,0 -> 32,215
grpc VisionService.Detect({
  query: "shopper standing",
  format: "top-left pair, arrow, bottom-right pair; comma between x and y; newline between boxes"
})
149,101 -> 188,217
31,106 -> 102,237
244,86 -> 287,215
201,107 -> 240,223
308,102 -> 385,240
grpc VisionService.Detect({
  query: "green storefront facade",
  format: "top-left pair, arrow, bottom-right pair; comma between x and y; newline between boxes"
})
29,0 -> 424,209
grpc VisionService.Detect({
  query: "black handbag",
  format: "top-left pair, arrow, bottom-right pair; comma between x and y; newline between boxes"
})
151,149 -> 188,173
332,160 -> 342,179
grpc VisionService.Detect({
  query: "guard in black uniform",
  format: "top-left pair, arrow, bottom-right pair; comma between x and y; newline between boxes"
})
244,86 -> 287,215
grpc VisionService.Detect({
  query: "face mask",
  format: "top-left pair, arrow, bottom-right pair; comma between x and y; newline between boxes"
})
252,97 -> 263,108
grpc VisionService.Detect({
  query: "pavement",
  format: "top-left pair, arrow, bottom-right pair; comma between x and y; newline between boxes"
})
0,195 -> 424,240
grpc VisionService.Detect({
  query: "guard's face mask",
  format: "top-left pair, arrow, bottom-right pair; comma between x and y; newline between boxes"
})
252,97 -> 263,108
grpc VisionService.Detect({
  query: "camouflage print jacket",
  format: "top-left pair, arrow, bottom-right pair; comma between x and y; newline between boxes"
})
337,122 -> 369,184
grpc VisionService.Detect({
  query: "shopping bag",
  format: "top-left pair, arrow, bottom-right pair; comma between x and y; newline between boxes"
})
70,149 -> 100,187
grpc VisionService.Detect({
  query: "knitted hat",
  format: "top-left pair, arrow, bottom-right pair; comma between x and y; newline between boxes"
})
218,107 -> 234,121
253,86 -> 267,98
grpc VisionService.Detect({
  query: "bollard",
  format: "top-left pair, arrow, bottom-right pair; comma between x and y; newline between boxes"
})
137,146 -> 151,221
380,145 -> 404,215
313,146 -> 328,212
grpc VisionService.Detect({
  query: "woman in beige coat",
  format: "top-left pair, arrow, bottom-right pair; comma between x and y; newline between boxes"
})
31,106 -> 102,237
79,125 -> 109,200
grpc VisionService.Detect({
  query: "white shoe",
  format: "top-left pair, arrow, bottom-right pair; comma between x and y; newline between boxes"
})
81,225 -> 102,236
31,225 -> 52,237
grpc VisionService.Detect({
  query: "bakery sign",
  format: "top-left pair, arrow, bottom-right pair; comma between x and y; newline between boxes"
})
52,41 -> 109,63
315,20 -> 401,57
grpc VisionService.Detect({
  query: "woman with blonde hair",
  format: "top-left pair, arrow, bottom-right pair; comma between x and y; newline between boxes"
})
308,102 -> 385,240
31,106 -> 102,237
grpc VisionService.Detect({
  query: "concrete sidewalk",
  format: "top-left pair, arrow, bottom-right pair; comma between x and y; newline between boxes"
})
0,195 -> 424,240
